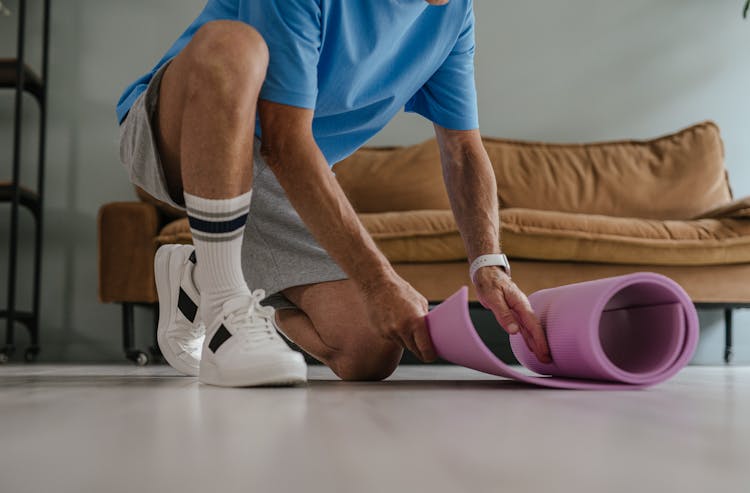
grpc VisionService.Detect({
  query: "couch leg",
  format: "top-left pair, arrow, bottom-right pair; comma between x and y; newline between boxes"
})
724,308 -> 733,365
122,302 -> 149,366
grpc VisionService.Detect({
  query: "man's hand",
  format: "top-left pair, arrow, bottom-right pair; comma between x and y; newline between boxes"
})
260,100 -> 437,363
360,273 -> 436,363
473,266 -> 552,364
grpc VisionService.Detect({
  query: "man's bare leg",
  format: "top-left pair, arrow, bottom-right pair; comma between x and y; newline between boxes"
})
152,21 -> 398,383
152,20 -> 306,386
155,20 -> 268,321
278,280 -> 404,381
156,20 -> 265,201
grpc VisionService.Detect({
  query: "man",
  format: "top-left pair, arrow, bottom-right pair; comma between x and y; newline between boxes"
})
117,0 -> 551,387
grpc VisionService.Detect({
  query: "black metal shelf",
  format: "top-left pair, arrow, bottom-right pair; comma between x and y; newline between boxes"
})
0,181 -> 41,216
0,58 -> 44,101
1,0 -> 51,364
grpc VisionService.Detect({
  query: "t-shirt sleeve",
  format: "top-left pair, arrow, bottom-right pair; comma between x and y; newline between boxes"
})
405,2 -> 478,130
248,0 -> 322,109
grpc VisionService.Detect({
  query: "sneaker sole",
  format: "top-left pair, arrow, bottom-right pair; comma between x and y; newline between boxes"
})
155,244 -> 200,377
199,354 -> 308,387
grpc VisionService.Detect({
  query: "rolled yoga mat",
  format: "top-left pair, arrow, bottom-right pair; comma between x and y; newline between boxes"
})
425,272 -> 699,389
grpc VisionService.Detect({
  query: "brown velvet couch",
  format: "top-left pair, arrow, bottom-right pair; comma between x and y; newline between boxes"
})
99,121 -> 750,364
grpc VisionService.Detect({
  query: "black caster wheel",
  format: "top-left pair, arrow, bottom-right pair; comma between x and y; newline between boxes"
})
24,347 -> 40,363
136,352 -> 149,366
126,350 -> 149,366
0,346 -> 15,364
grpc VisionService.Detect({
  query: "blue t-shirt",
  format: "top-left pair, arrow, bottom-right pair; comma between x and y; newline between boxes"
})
116,0 -> 478,165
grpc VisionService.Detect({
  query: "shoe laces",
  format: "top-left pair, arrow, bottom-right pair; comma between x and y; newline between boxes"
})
223,290 -> 282,347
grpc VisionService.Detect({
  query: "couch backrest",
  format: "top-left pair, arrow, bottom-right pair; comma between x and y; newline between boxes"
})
334,121 -> 732,219
334,141 -> 450,212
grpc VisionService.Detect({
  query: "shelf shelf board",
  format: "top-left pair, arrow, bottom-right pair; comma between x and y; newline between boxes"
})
0,181 -> 41,215
0,58 -> 44,101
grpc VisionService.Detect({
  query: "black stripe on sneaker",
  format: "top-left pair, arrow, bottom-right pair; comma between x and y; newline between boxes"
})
188,250 -> 196,264
188,213 -> 248,234
208,324 -> 232,353
177,287 -> 198,323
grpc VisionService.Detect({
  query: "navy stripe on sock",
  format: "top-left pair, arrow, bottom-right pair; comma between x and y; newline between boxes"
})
188,213 -> 248,235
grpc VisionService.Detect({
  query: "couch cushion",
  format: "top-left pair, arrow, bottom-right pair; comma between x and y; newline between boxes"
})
333,141 -> 450,212
333,121 -> 731,220
501,209 -> 750,266
693,195 -> 750,220
157,218 -> 193,245
360,210 -> 465,262
153,212 -> 465,261
156,208 -> 750,266
486,121 -> 731,220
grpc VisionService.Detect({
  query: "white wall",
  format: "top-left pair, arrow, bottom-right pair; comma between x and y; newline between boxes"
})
0,0 -> 748,363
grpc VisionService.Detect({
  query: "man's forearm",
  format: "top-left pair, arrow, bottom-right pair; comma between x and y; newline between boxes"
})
259,103 -> 394,289
436,129 -> 551,362
435,127 -> 500,262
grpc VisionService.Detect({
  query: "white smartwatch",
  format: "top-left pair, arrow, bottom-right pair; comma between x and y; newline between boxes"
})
470,253 -> 511,283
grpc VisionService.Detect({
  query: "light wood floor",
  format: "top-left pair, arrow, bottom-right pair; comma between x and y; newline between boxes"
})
1,365 -> 748,493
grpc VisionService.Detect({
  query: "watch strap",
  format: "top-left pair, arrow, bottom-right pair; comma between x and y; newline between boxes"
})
470,254 -> 511,282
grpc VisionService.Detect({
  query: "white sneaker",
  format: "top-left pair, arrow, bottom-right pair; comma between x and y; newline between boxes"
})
154,244 -> 205,376
199,290 -> 308,387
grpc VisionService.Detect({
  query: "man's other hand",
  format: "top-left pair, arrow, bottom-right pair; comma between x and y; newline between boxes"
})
360,274 -> 436,363
474,266 -> 552,364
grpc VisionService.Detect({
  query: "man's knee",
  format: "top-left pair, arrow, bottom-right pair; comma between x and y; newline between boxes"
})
184,20 -> 269,99
329,341 -> 403,382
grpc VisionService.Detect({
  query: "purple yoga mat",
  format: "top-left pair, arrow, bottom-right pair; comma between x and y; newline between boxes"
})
425,272 -> 699,389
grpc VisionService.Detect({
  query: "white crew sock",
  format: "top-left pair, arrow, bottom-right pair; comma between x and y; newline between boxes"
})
184,190 -> 252,324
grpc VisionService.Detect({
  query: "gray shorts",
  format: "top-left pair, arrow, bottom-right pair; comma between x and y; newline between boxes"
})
118,62 -> 347,310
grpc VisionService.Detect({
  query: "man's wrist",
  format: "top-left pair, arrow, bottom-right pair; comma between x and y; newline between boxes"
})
470,253 -> 511,283
353,257 -> 396,292
474,264 -> 509,279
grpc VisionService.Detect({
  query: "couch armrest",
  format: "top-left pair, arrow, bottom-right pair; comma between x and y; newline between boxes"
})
693,196 -> 750,220
98,201 -> 160,304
